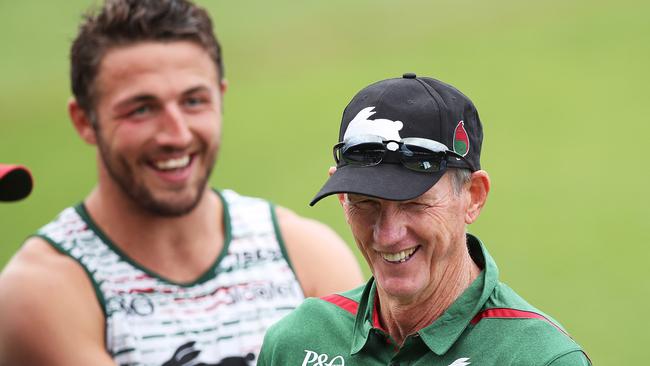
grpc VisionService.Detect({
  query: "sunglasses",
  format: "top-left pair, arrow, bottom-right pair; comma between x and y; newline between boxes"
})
333,134 -> 470,173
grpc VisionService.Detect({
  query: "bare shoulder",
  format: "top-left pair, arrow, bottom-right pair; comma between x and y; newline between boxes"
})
0,237 -> 112,365
0,237 -> 92,316
275,206 -> 364,297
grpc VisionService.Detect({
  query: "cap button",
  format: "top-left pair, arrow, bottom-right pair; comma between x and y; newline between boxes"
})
402,73 -> 417,79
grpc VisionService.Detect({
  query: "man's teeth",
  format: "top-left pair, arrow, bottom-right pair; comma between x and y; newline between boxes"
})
381,247 -> 417,263
154,156 -> 190,170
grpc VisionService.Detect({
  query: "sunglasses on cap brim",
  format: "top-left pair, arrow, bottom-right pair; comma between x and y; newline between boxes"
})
333,134 -> 472,173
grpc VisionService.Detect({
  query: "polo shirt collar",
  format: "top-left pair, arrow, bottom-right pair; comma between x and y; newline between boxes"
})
351,234 -> 499,356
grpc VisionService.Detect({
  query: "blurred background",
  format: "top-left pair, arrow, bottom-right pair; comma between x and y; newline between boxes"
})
1,0 -> 648,363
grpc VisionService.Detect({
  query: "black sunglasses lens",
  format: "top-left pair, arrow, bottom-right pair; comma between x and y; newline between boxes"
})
341,142 -> 385,166
400,144 -> 446,172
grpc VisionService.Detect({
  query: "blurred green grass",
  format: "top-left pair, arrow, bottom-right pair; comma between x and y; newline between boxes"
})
1,0 -> 648,364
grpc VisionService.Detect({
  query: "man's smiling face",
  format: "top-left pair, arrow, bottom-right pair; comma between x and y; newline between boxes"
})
91,40 -> 225,216
342,172 -> 473,304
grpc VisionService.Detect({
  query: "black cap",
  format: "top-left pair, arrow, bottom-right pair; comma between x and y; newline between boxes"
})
0,164 -> 33,202
310,74 -> 483,206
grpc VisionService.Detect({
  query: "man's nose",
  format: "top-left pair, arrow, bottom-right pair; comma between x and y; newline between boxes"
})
372,205 -> 407,246
156,105 -> 192,147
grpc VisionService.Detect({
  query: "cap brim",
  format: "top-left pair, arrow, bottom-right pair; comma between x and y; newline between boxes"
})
0,164 -> 33,201
310,163 -> 445,206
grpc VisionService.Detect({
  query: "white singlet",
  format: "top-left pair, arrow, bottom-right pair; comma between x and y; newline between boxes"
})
36,189 -> 305,366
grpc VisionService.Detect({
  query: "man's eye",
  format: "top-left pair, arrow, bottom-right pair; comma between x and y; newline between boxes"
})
404,202 -> 427,210
352,200 -> 379,210
129,105 -> 152,116
184,97 -> 206,107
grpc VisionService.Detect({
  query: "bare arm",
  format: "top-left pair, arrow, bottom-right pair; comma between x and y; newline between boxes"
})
0,238 -> 115,366
275,206 -> 365,297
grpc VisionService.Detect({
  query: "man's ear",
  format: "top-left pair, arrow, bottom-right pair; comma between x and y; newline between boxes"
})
465,170 -> 490,224
337,194 -> 346,207
68,98 -> 97,145
220,79 -> 228,95
327,167 -> 346,205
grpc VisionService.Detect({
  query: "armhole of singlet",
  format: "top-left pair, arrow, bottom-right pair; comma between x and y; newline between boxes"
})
268,203 -> 298,275
32,234 -> 108,318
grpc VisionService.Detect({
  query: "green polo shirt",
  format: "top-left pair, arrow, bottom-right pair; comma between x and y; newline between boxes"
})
259,234 -> 591,366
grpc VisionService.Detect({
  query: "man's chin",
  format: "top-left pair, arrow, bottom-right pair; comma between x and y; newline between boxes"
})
134,188 -> 207,217
376,276 -> 426,302
146,200 -> 201,217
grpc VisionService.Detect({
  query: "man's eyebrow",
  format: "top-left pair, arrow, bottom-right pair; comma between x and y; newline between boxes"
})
113,86 -> 211,110
114,94 -> 157,109
181,85 -> 211,96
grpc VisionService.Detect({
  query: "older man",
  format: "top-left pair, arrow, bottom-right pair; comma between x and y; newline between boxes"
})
258,73 -> 591,365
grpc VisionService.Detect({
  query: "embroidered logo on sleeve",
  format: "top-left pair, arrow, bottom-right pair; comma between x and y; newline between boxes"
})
448,357 -> 471,366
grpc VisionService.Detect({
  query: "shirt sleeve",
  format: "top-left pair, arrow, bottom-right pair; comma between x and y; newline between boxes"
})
257,343 -> 270,366
257,330 -> 275,366
546,350 -> 592,366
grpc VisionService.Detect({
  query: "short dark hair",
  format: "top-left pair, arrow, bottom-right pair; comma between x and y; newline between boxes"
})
70,0 -> 224,115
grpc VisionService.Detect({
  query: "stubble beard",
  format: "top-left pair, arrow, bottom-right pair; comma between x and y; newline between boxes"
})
96,135 -> 216,218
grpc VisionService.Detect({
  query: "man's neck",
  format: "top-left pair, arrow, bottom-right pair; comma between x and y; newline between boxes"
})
377,250 -> 481,346
83,184 -> 224,283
